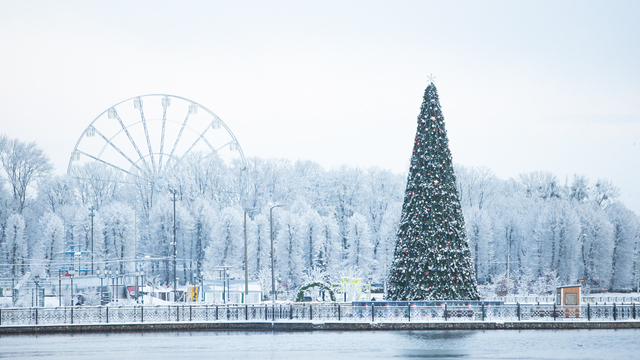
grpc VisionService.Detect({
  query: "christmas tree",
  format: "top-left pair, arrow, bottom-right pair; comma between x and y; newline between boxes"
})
387,82 -> 479,301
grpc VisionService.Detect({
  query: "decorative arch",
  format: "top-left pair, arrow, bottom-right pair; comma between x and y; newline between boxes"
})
296,282 -> 336,302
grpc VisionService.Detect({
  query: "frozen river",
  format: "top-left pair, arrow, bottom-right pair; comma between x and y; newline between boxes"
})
1,329 -> 638,359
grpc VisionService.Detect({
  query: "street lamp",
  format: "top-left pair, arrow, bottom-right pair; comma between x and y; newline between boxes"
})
140,271 -> 145,304
243,208 -> 256,303
33,275 -> 41,307
97,270 -> 105,305
115,270 -> 120,303
169,188 -> 178,304
269,204 -> 283,305
68,269 -> 76,306
89,206 -> 95,275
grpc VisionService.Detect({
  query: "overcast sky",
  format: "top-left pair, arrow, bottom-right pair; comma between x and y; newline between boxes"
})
1,1 -> 639,213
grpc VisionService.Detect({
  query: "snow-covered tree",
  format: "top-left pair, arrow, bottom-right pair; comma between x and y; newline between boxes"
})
36,212 -> 65,276
3,213 -> 27,277
0,135 -> 53,213
274,211 -> 304,290
346,213 -> 374,275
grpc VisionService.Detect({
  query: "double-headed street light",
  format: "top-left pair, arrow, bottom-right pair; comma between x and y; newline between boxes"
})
169,188 -> 178,303
270,204 -> 283,305
89,206 -> 95,275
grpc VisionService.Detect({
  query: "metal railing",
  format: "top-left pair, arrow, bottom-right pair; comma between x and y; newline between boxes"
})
1,303 -> 638,327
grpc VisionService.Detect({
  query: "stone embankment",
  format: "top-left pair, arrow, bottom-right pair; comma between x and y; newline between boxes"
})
2,321 -> 639,335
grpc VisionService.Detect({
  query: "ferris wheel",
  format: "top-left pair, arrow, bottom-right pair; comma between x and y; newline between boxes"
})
68,94 -> 246,182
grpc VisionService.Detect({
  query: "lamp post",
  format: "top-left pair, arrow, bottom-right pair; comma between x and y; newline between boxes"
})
33,275 -> 40,307
269,204 -> 282,304
107,270 -> 112,303
115,270 -> 120,303
58,270 -> 62,306
89,206 -> 95,275
140,271 -> 145,304
68,269 -> 75,306
243,209 -> 256,303
97,270 -> 104,305
169,188 -> 178,304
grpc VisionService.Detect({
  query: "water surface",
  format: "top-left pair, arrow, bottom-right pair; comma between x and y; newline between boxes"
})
0,329 -> 637,359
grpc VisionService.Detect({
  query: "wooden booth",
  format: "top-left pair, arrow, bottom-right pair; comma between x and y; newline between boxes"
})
556,285 -> 581,317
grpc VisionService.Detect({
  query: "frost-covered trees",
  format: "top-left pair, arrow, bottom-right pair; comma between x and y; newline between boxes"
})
3,213 -> 27,277
36,212 -> 65,276
346,213 -> 374,275
0,135 -> 53,212
101,202 -> 135,273
0,130 -> 638,296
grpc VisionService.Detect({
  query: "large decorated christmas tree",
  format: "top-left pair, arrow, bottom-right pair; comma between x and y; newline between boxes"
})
387,82 -> 479,301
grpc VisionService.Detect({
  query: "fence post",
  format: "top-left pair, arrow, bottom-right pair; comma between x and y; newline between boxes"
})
273,305 -> 276,321
481,304 -> 485,321
444,304 -> 447,321
338,304 -> 341,321
0,308 -> 2,325
35,308 -> 38,325
633,303 -> 636,320
613,303 -> 617,321
106,306 -> 109,323
227,305 -> 230,321
408,304 -> 411,322
517,303 -> 520,321
587,303 -> 590,321
310,304 -> 313,320
553,304 -> 556,321
141,306 -> 144,323
190,305 -> 192,322
71,307 -> 74,325
215,305 -> 219,321
177,306 -> 180,322
290,304 -> 293,320
246,305 -> 249,321
371,304 -> 375,322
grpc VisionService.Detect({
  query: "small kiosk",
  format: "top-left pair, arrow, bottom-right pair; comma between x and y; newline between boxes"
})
556,285 -> 581,317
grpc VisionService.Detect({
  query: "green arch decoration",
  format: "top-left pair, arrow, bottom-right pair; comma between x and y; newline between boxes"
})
295,282 -> 336,302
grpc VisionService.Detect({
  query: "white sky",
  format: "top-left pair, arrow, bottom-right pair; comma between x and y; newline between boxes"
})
1,1 -> 639,214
